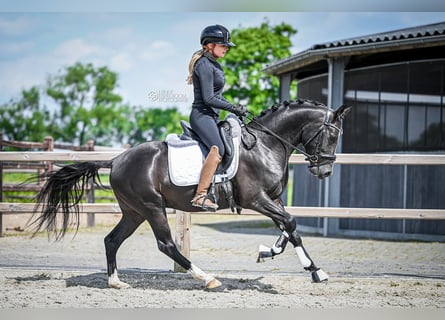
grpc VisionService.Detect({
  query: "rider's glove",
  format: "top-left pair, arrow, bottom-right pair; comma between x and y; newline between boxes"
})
231,104 -> 247,117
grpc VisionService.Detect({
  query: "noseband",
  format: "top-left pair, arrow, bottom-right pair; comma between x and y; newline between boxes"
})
247,108 -> 342,167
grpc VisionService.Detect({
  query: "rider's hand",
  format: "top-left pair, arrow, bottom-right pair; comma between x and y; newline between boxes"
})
232,104 -> 247,117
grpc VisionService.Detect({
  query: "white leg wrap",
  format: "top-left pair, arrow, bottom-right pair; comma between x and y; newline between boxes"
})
188,264 -> 215,285
295,246 -> 312,268
271,244 -> 283,254
312,268 -> 329,282
108,270 -> 131,289
259,244 -> 271,253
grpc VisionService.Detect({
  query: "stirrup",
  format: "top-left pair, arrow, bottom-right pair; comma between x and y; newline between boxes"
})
191,194 -> 218,212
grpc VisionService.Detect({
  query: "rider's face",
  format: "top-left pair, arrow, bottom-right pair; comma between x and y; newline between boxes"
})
209,43 -> 229,59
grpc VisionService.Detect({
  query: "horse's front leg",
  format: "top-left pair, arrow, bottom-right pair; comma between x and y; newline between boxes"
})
257,230 -> 290,262
257,198 -> 290,262
251,195 -> 328,283
287,223 -> 329,283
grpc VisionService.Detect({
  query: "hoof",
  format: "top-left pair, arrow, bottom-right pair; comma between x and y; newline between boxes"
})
311,268 -> 329,283
109,280 -> 131,289
205,278 -> 222,289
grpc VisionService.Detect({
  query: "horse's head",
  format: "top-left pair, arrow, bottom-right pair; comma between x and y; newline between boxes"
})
301,105 -> 351,179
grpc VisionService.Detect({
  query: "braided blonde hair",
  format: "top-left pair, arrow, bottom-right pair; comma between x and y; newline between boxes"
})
186,48 -> 206,85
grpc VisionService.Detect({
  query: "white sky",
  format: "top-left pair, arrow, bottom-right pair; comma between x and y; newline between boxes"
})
1,9 -> 444,114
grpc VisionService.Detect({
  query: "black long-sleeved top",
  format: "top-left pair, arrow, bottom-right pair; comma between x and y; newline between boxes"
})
191,54 -> 235,116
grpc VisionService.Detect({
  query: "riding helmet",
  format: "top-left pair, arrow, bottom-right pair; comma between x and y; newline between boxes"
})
200,25 -> 236,47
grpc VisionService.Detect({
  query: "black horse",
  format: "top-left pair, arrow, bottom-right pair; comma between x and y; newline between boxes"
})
30,99 -> 350,289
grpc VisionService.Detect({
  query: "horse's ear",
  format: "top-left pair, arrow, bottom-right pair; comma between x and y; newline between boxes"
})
334,105 -> 351,121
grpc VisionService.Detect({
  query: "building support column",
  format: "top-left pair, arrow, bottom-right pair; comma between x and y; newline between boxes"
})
323,57 -> 347,236
279,73 -> 292,102
279,73 -> 292,205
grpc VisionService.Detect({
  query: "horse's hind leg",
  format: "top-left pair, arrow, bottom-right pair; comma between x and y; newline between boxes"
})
104,210 -> 145,289
147,212 -> 222,289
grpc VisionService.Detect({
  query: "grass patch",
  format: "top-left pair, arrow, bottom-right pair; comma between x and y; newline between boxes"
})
2,172 -> 115,203
3,172 -> 36,183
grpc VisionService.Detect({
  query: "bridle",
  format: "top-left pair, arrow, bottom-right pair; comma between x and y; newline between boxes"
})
245,108 -> 343,168
301,109 -> 343,167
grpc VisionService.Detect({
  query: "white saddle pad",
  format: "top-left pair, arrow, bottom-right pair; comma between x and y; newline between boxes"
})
166,118 -> 241,186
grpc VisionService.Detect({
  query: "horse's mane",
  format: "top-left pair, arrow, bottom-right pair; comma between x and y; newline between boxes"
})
255,99 -> 327,120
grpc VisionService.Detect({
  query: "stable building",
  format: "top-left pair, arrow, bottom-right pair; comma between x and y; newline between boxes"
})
264,21 -> 445,241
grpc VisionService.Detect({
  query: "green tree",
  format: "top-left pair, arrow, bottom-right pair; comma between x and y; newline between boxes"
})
128,106 -> 187,145
1,62 -> 188,148
221,20 -> 297,115
0,86 -> 50,144
46,62 -> 124,146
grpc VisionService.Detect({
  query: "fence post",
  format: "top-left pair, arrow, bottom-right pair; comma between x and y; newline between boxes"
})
0,133 -> 3,237
86,140 -> 95,228
43,136 -> 54,173
174,210 -> 191,272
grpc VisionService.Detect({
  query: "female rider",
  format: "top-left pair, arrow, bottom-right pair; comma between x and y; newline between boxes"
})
186,24 -> 247,211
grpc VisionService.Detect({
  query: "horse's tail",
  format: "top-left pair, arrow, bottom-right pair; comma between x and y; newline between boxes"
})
29,161 -> 113,240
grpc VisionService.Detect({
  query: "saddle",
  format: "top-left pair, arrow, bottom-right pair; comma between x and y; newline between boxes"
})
165,114 -> 242,186
179,117 -> 236,174
166,115 -> 242,213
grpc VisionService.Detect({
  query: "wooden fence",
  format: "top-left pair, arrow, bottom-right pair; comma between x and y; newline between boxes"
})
1,150 -> 444,270
1,151 -> 444,217
0,135 -> 99,232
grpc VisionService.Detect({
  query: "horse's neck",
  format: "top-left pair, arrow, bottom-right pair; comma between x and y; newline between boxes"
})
255,107 -> 323,154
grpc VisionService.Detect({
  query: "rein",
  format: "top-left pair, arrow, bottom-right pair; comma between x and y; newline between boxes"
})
244,109 -> 342,165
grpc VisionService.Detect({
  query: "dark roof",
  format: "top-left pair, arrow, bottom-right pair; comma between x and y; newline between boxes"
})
264,21 -> 445,76
311,21 -> 445,49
